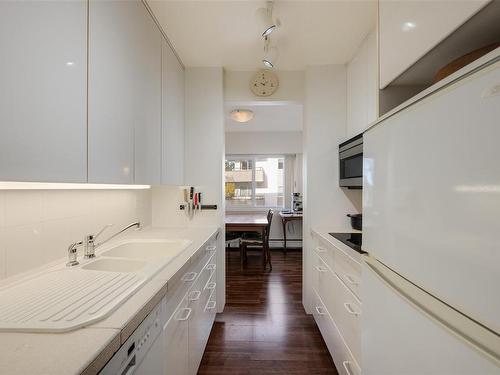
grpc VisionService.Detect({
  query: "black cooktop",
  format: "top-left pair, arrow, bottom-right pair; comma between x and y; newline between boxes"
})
328,232 -> 365,254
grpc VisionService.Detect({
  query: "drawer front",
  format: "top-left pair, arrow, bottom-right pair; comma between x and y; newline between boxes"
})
191,239 -> 217,277
312,253 -> 330,296
320,267 -> 362,364
315,236 -> 335,272
333,246 -> 362,300
165,245 -> 217,319
198,252 -> 217,294
312,290 -> 361,375
163,296 -> 189,375
164,261 -> 194,319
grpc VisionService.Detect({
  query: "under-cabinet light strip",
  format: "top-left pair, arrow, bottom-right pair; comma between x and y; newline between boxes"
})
0,182 -> 151,190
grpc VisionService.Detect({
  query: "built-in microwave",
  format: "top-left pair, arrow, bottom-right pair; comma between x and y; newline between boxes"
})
339,134 -> 363,188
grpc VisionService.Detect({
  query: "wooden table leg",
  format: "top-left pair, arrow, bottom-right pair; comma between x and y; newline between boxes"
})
262,228 -> 267,270
267,240 -> 272,271
282,218 -> 287,255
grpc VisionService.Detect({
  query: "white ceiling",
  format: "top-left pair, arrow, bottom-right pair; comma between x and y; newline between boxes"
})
147,0 -> 377,70
225,102 -> 302,132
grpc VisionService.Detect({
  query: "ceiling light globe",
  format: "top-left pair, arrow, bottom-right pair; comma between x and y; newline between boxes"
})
230,109 -> 254,123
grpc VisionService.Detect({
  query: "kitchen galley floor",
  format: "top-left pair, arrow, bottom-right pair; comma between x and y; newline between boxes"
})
198,249 -> 338,375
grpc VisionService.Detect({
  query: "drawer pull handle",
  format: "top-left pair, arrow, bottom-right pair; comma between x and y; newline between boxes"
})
315,306 -> 326,316
205,282 -> 216,290
205,301 -> 216,311
176,307 -> 192,321
181,272 -> 197,282
342,361 -> 353,375
315,265 -> 327,273
206,245 -> 216,252
205,264 -> 216,270
344,274 -> 359,286
343,302 -> 361,316
315,247 -> 327,253
188,290 -> 201,301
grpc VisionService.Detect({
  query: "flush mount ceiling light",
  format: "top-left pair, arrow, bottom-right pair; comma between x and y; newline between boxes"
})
256,1 -> 280,38
230,109 -> 254,123
262,38 -> 279,68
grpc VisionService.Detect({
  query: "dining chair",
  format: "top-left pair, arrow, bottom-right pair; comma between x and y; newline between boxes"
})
241,209 -> 274,271
225,231 -> 242,259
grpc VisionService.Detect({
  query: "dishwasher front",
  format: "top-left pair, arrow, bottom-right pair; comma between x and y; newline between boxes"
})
100,299 -> 165,375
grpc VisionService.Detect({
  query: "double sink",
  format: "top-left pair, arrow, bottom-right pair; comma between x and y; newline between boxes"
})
82,239 -> 192,273
0,238 -> 192,333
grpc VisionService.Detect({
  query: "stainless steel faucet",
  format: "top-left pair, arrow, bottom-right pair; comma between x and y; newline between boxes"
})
66,241 -> 83,267
83,221 -> 142,259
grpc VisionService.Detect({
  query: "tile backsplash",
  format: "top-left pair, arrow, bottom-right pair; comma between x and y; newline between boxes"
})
0,189 -> 151,281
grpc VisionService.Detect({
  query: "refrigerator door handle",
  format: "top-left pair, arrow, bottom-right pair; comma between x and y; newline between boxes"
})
363,254 -> 500,367
342,361 -> 353,375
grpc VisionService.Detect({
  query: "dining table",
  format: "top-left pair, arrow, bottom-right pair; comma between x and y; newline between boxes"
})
278,211 -> 303,254
225,213 -> 270,269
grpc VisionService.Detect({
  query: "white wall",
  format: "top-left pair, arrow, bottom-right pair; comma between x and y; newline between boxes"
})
224,70 -> 304,102
0,189 -> 151,281
152,67 -> 226,311
225,131 -> 303,155
347,29 -> 378,138
303,64 -> 362,312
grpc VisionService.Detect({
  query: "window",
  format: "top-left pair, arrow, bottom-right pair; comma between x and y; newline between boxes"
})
225,156 -> 285,209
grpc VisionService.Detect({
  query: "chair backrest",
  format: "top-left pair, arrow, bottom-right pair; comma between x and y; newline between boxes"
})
265,209 -> 274,243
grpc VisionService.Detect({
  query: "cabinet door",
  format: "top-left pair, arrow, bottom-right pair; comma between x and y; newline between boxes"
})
0,1 -> 87,182
133,6 -> 162,185
164,298 -> 189,375
378,0 -> 488,88
187,278 -> 206,375
161,42 -> 185,185
88,0 -> 161,184
347,30 -> 378,137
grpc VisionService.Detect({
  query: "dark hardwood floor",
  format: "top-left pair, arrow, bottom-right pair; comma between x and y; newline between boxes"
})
198,248 -> 339,375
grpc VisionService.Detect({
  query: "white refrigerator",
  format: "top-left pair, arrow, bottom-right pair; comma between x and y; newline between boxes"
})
362,55 -> 500,374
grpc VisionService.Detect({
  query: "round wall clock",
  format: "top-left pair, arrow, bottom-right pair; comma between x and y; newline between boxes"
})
250,70 -> 279,97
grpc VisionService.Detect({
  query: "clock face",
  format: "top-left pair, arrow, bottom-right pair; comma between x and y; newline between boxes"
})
250,70 -> 279,97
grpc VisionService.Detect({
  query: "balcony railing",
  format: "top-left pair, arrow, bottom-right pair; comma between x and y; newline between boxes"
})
224,167 -> 264,183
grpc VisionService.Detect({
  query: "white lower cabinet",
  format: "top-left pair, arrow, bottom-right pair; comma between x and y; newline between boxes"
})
312,290 -> 361,375
162,238 -> 218,375
164,297 -> 190,374
311,233 -> 362,374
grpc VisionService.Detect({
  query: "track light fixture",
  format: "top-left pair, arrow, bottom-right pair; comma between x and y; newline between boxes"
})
256,1 -> 280,38
262,37 -> 279,69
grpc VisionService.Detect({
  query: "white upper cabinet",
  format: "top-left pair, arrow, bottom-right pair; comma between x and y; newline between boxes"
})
347,30 -> 378,138
88,0 -> 161,184
133,5 -> 162,185
378,0 -> 489,88
0,1 -> 87,182
161,42 -> 185,186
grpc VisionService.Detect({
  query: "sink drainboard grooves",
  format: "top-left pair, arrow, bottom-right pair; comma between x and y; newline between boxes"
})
0,269 -> 146,332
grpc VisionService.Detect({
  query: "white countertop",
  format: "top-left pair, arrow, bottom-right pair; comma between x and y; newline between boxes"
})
0,225 -> 219,375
